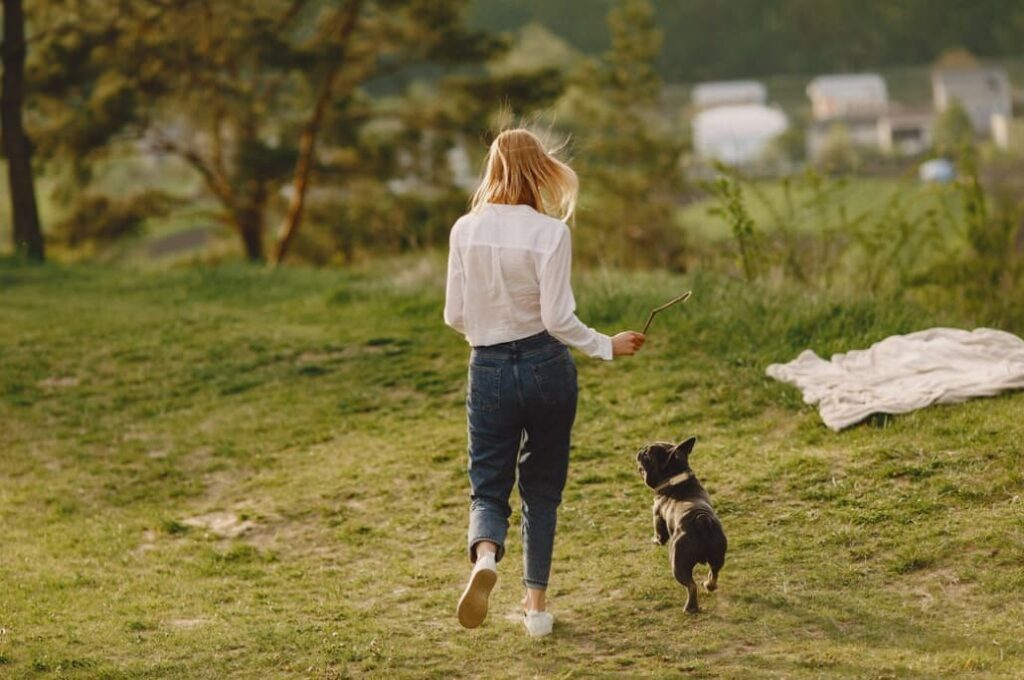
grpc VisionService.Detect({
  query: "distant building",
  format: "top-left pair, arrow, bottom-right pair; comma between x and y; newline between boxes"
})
877,107 -> 934,156
807,74 -> 889,121
931,66 -> 1012,139
806,73 -> 889,160
692,80 -> 767,110
692,104 -> 789,166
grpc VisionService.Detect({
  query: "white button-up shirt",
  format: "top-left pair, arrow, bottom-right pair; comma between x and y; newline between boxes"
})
443,203 -> 614,360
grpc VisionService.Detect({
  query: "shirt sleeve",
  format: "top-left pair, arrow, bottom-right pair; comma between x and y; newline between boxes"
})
443,234 -> 466,334
538,227 -> 614,360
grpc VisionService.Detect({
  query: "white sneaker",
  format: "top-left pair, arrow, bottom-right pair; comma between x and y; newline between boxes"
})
523,609 -> 553,637
457,554 -> 497,629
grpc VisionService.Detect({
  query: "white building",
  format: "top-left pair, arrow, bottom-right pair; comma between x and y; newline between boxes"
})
693,104 -> 789,166
877,108 -> 934,156
807,74 -> 889,120
806,73 -> 890,160
691,80 -> 767,110
932,66 -> 1012,139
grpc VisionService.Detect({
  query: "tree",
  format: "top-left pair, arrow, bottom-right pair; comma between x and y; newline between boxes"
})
816,123 -> 859,174
27,0 -> 498,263
933,98 -> 974,158
472,0 -> 1024,83
2,0 -> 45,260
558,0 -> 685,269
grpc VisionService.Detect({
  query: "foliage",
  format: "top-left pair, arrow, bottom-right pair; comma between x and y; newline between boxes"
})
471,0 -> 1024,82
933,99 -> 974,157
51,190 -> 174,248
816,123 -> 860,174
915,149 -> 1024,307
559,0 -> 686,270
24,0 -> 505,262
698,161 -> 1023,328
769,116 -> 807,164
305,181 -> 467,263
706,172 -> 760,281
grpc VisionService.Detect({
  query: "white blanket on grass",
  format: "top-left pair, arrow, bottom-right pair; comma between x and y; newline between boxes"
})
766,327 -> 1024,431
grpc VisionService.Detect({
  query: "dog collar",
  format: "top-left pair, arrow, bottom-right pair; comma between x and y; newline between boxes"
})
655,471 -> 692,493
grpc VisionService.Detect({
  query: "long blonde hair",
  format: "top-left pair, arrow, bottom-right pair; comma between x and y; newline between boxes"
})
470,128 -> 578,223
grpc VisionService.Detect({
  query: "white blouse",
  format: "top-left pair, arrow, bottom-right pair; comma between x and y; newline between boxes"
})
443,203 -> 613,360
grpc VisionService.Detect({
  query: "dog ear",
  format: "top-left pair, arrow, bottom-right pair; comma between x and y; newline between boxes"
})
671,436 -> 697,460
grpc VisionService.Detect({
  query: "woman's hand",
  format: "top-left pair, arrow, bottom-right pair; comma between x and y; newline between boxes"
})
612,331 -> 646,357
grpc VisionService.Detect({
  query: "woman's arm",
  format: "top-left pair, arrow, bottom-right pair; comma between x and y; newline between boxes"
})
443,237 -> 466,334
538,226 -> 615,360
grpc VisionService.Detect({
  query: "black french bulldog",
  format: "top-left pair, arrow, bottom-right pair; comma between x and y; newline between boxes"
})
636,436 -> 727,613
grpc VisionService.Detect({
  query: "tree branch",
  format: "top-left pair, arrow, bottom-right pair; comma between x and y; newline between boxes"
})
272,0 -> 365,265
149,131 -> 236,212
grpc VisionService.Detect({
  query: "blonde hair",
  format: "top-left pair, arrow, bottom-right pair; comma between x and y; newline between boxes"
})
470,128 -> 578,223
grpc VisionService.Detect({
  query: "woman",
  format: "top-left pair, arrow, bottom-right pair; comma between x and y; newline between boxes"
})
443,128 -> 645,637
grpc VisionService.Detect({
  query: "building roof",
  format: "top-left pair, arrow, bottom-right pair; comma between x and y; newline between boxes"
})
932,67 -> 1010,100
807,73 -> 888,102
692,80 -> 766,109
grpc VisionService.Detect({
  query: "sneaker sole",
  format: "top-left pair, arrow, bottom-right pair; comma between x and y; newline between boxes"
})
457,567 -> 497,629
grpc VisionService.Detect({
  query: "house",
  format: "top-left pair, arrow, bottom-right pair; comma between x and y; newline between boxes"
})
932,66 -> 1012,138
691,80 -> 767,110
692,104 -> 789,166
805,73 -> 889,160
807,74 -> 889,121
877,107 -> 934,156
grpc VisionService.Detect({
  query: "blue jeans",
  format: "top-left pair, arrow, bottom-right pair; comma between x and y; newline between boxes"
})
465,330 -> 578,590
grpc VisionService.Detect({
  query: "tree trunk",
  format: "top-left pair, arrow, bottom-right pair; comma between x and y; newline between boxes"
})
271,0 -> 363,267
2,0 -> 44,261
270,81 -> 334,266
234,206 -> 265,262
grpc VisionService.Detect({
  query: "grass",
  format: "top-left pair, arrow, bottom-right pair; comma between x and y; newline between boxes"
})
1,253 -> 1023,678
676,175 -> 961,242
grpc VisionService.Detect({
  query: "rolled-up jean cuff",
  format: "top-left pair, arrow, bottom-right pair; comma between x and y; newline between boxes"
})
522,578 -> 547,590
469,537 -> 505,563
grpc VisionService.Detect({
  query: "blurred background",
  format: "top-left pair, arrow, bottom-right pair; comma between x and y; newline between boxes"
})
2,0 -> 1022,315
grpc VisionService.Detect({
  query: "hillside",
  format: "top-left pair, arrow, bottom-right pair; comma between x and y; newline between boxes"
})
470,0 -> 1024,83
2,256 -> 1022,677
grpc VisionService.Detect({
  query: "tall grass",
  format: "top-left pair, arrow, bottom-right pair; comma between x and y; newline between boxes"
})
695,164 -> 1024,331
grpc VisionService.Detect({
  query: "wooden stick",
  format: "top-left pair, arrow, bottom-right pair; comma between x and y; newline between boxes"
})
642,290 -> 692,335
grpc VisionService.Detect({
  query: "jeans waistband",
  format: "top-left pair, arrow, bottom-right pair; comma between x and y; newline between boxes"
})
471,330 -> 564,358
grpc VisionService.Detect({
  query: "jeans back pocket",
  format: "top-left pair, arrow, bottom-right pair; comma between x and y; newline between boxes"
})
468,363 -> 502,412
531,350 -> 576,406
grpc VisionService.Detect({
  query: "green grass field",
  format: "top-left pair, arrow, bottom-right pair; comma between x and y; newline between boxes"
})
676,176 -> 958,242
2,254 -> 1023,678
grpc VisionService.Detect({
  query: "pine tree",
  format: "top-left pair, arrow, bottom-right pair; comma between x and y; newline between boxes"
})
560,0 -> 685,270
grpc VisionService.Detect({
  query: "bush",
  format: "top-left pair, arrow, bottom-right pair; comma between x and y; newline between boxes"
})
816,123 -> 859,174
933,99 -> 974,157
52,191 -> 174,248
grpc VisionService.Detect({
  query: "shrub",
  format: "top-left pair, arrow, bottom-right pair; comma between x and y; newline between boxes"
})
52,191 -> 173,247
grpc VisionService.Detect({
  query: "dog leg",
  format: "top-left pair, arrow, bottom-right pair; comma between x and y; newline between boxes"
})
670,534 -> 699,613
704,537 -> 726,592
653,512 -> 669,545
682,578 -> 699,613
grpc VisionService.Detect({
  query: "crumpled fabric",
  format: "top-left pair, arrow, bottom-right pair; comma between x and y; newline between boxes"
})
766,327 -> 1024,431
